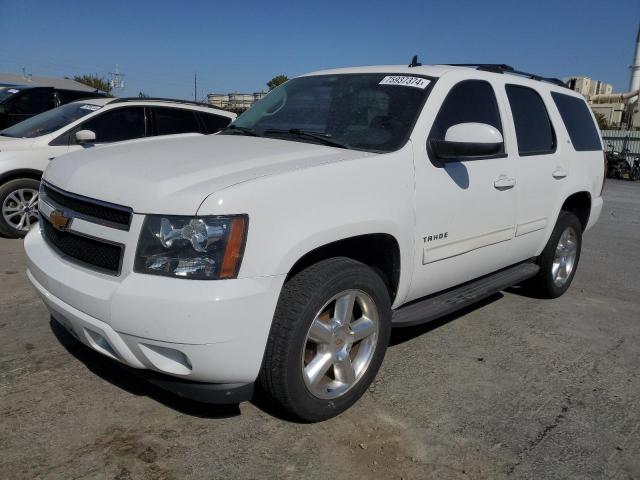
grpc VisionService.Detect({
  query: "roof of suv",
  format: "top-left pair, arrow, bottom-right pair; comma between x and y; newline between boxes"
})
71,97 -> 235,117
303,64 -> 577,96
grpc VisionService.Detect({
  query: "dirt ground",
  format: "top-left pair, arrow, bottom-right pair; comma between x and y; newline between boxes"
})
1,179 -> 639,480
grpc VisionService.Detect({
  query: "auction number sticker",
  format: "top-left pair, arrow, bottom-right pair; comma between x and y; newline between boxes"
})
379,76 -> 430,89
80,105 -> 101,111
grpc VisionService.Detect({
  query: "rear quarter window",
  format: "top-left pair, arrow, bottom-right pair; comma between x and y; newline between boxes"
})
551,92 -> 602,152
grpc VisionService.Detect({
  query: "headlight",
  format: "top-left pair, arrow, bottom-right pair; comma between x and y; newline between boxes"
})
134,215 -> 248,280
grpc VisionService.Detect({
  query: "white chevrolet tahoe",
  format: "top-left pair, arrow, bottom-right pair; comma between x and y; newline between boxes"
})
24,63 -> 605,422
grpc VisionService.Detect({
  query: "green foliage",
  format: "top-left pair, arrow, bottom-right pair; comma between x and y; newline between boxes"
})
73,74 -> 111,94
267,75 -> 288,91
593,111 -> 609,130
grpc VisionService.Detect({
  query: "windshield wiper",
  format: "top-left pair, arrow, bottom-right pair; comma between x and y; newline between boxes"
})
219,125 -> 261,137
264,128 -> 350,149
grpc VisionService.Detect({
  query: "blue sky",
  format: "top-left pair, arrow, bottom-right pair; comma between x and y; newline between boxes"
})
0,0 -> 638,99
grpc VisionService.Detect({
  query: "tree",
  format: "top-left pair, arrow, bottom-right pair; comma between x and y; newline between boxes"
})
73,74 -> 111,94
267,75 -> 288,91
594,111 -> 609,130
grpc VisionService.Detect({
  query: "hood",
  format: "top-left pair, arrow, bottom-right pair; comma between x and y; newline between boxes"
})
0,135 -> 39,151
44,134 -> 372,214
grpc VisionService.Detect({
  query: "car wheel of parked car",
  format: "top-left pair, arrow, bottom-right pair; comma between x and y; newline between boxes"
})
527,211 -> 582,299
259,257 -> 391,422
0,178 -> 40,238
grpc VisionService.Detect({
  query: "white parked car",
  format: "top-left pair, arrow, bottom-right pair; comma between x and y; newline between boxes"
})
25,63 -> 604,421
0,98 -> 235,237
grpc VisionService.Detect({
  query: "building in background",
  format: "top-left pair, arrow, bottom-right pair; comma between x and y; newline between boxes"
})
207,92 -> 266,112
566,76 -> 613,96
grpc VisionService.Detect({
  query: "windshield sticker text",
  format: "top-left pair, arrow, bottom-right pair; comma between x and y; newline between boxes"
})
379,76 -> 430,89
80,105 -> 101,111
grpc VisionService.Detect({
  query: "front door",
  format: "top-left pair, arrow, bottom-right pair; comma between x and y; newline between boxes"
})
408,78 -> 518,302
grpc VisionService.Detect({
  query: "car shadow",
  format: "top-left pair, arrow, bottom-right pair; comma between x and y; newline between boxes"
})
49,293 -> 504,423
389,292 -> 503,346
49,318 -> 241,420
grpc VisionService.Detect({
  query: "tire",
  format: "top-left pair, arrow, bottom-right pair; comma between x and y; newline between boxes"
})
631,166 -> 640,182
259,257 -> 391,422
526,211 -> 582,299
0,178 -> 41,238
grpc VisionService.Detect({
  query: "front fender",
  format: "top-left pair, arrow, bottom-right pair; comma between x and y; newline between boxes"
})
197,145 -> 416,302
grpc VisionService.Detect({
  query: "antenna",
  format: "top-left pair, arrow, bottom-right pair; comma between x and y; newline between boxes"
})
108,65 -> 125,93
408,55 -> 421,68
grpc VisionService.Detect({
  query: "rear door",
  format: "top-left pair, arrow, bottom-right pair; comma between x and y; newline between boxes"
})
409,78 -> 519,301
504,84 -> 565,260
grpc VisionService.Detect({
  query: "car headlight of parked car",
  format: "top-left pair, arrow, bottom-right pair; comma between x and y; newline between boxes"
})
134,215 -> 248,280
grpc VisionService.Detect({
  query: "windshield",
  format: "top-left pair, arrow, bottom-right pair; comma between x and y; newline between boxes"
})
0,86 -> 23,103
0,102 -> 102,138
226,73 -> 432,152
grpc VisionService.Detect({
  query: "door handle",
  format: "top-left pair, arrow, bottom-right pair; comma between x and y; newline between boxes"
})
552,167 -> 568,179
48,157 -> 56,161
493,175 -> 516,190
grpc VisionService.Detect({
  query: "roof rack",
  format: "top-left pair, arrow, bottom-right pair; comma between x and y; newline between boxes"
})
108,97 -> 215,108
445,64 -> 568,88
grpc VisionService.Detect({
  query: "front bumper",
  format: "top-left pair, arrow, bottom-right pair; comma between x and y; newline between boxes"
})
25,225 -> 286,388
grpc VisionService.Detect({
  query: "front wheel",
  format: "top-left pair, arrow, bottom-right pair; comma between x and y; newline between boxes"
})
0,178 -> 40,238
259,257 -> 391,422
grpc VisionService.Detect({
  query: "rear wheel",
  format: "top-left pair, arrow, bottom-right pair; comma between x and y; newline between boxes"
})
631,165 -> 640,182
259,257 -> 391,422
526,211 -> 582,299
0,178 -> 40,238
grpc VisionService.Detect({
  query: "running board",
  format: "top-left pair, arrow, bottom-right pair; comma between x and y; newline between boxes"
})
392,262 -> 540,328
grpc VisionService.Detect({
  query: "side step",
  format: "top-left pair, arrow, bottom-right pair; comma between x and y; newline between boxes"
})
391,262 -> 540,328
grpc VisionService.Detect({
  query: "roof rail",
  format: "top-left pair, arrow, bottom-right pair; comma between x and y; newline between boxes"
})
445,64 -> 568,88
108,97 -> 216,108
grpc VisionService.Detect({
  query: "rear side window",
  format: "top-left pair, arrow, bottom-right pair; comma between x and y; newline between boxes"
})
505,85 -> 555,156
551,92 -> 602,151
199,113 -> 232,133
152,107 -> 201,136
430,80 -> 503,141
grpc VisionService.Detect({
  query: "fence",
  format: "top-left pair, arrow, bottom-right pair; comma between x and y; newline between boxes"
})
601,130 -> 640,156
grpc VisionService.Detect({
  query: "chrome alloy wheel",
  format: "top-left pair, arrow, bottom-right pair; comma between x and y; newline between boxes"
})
301,289 -> 379,400
2,188 -> 39,232
552,226 -> 578,287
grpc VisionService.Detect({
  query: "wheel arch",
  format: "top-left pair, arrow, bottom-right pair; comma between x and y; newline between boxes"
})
285,233 -> 402,303
0,169 -> 43,186
560,190 -> 591,231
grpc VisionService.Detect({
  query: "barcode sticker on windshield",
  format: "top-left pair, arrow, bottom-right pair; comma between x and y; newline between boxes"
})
80,105 -> 101,111
8,89 -> 19,93
379,76 -> 430,89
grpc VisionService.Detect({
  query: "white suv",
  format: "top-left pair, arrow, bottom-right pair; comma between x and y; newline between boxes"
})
0,98 -> 235,237
24,63 -> 604,421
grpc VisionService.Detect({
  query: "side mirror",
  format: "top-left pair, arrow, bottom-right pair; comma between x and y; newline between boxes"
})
75,129 -> 96,144
430,122 -> 504,161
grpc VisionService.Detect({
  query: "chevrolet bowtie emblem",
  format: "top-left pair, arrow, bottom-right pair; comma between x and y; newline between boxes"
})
49,210 -> 71,231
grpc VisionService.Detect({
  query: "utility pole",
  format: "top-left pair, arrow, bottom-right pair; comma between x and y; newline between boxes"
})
194,72 -> 197,102
108,65 -> 125,95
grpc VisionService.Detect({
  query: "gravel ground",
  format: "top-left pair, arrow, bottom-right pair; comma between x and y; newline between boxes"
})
1,179 -> 639,480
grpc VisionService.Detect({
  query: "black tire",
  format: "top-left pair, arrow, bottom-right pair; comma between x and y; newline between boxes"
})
0,178 -> 41,238
526,211 -> 582,299
631,166 -> 640,182
258,257 -> 391,422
